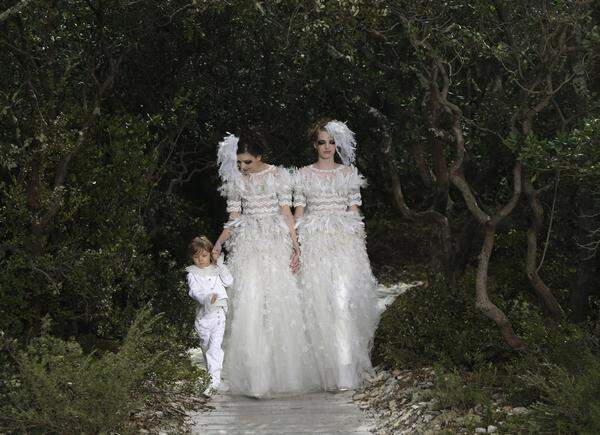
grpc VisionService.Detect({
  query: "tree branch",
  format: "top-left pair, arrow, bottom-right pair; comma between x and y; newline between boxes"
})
0,0 -> 33,24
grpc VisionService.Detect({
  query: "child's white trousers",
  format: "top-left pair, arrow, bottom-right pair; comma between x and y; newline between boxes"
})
195,308 -> 226,387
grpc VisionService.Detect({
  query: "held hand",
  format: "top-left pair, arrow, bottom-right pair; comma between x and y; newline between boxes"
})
292,240 -> 301,256
290,251 -> 299,273
290,241 -> 301,273
211,293 -> 217,304
212,243 -> 222,261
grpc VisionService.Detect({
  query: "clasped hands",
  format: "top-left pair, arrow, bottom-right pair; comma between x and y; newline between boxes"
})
213,240 -> 301,273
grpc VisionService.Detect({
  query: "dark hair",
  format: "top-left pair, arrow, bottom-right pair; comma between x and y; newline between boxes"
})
237,126 -> 268,157
308,118 -> 332,143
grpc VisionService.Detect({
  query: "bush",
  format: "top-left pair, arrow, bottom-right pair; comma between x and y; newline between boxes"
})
432,366 -> 495,411
373,272 -> 516,368
0,308 -> 167,434
522,354 -> 600,434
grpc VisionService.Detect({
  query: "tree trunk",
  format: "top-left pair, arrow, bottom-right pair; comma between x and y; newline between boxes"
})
450,215 -> 480,277
369,106 -> 454,284
451,159 -> 525,349
572,184 -> 598,321
476,223 -> 526,349
522,176 -> 563,320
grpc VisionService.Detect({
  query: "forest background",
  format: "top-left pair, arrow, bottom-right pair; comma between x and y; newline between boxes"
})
1,0 -> 599,433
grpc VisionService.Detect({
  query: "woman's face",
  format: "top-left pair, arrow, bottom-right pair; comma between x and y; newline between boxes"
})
193,249 -> 211,267
314,130 -> 336,160
237,152 -> 263,174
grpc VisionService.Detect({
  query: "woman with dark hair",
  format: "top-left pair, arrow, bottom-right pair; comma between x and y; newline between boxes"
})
294,119 -> 380,391
212,127 -> 318,398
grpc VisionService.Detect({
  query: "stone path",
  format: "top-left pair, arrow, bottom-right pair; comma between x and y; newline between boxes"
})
188,391 -> 374,434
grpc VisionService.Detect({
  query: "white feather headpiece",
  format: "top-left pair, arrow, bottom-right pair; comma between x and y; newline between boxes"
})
217,133 -> 242,185
325,120 -> 357,165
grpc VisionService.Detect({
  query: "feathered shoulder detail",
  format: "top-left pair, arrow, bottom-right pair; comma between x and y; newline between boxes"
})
216,133 -> 244,198
295,164 -> 366,193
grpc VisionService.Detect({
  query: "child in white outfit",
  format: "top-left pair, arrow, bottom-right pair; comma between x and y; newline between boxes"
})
186,236 -> 233,397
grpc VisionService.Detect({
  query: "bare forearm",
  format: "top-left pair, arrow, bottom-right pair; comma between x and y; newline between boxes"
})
216,228 -> 231,246
294,206 -> 304,220
282,206 -> 298,244
216,212 -> 240,246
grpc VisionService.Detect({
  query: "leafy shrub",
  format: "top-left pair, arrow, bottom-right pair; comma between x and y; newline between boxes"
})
373,272 -> 517,368
432,366 -> 495,411
0,308 -> 167,433
519,352 -> 600,434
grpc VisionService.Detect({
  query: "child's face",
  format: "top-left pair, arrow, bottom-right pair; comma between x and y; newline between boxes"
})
193,249 -> 211,267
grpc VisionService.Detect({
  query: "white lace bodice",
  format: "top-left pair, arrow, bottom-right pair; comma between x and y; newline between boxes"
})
221,165 -> 292,218
293,165 -> 365,215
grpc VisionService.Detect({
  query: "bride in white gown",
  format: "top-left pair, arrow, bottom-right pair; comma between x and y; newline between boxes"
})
294,119 -> 380,391
212,128 -> 319,398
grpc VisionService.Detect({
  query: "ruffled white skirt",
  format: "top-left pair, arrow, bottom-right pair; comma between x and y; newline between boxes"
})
298,212 -> 380,390
224,214 -> 320,397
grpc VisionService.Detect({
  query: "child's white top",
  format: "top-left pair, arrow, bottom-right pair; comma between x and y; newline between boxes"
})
186,257 -> 233,308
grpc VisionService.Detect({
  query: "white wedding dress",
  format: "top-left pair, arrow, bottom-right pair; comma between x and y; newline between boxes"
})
222,165 -> 319,397
294,164 -> 380,390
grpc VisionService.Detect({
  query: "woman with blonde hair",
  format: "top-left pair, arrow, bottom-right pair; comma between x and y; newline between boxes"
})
294,119 -> 380,391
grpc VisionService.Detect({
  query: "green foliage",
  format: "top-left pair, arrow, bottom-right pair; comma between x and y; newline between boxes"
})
0,308 -> 190,433
426,326 -> 600,433
0,113 -> 161,339
433,366 -> 494,411
523,354 -> 600,434
519,117 -> 600,180
374,272 -> 523,368
0,0 -> 598,430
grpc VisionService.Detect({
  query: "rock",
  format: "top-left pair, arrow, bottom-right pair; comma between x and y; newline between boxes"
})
455,411 -> 482,426
139,430 -> 149,434
411,389 -> 433,403
432,409 -> 459,425
353,366 -> 521,435
422,413 -> 434,423
509,406 -> 531,416
397,374 -> 412,383
376,371 -> 391,382
363,373 -> 375,383
427,399 -> 446,411
383,384 -> 397,395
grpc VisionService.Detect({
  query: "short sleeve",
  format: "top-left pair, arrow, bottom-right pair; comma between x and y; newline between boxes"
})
347,166 -> 367,208
220,181 -> 242,214
276,167 -> 293,207
227,196 -> 242,214
292,168 -> 306,208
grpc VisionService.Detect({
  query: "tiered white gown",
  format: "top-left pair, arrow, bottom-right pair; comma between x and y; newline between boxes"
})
222,165 -> 319,397
294,164 -> 380,390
